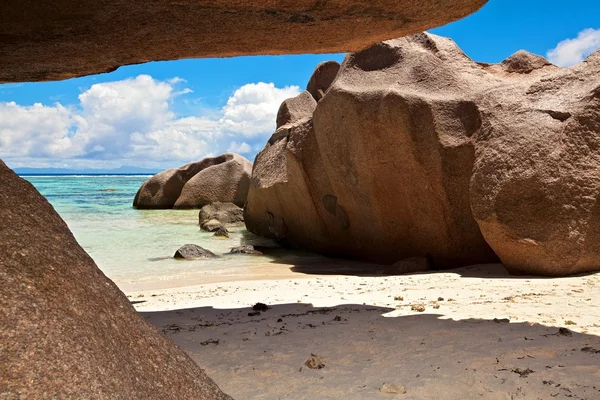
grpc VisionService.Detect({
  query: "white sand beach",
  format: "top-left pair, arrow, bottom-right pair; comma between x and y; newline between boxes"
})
128,262 -> 600,400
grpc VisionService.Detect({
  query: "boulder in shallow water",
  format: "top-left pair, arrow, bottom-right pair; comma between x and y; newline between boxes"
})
228,245 -> 264,255
133,160 -> 207,209
174,244 -> 218,259
174,154 -> 252,209
201,219 -> 225,233
199,202 -> 244,226
133,153 -> 252,209
0,161 -> 231,399
213,226 -> 230,238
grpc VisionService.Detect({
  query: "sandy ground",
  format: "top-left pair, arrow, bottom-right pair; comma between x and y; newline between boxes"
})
129,262 -> 600,400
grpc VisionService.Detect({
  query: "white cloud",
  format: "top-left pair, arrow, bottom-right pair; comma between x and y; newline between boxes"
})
0,76 -> 300,169
227,141 -> 252,154
0,102 -> 76,158
547,28 -> 600,67
168,77 -> 186,85
220,82 -> 300,137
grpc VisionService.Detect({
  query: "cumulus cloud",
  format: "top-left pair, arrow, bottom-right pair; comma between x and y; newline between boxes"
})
547,28 -> 600,67
227,141 -> 252,154
0,75 -> 300,169
219,82 -> 300,137
0,102 -> 76,159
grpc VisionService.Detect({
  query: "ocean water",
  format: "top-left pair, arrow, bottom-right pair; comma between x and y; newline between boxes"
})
24,175 -> 299,291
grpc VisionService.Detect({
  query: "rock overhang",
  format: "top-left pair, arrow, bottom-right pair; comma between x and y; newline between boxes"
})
0,0 -> 489,83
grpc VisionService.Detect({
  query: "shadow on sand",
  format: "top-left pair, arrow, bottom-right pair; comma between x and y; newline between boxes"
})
451,263 -> 600,280
286,257 -> 387,277
142,303 -> 600,400
271,252 -> 599,281
237,229 -> 600,281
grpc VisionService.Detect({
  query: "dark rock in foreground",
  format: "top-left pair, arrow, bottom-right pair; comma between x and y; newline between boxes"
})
252,302 -> 270,311
0,161 -> 231,399
246,32 -> 600,276
174,244 -> 219,259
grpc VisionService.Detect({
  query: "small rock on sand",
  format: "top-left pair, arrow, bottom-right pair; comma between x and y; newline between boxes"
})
411,304 -> 426,312
305,353 -> 325,369
252,302 -> 270,311
379,383 -> 406,394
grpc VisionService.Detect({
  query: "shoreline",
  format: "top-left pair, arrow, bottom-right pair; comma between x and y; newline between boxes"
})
115,254 -> 386,292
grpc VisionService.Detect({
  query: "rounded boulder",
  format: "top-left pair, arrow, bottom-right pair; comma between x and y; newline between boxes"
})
174,154 -> 252,209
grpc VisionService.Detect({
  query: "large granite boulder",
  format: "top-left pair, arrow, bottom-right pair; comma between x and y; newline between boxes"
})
245,90 -> 330,250
245,118 -> 334,251
133,159 -> 212,209
174,153 -> 252,209
0,0 -> 488,83
133,153 -> 251,209
245,33 -> 600,276
470,48 -> 600,276
246,34 -> 498,268
0,161 -> 231,399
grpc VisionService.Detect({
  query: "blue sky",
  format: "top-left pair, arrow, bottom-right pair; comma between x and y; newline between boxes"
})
1,0 -> 599,171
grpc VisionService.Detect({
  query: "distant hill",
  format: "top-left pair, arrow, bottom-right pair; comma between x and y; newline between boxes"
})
14,166 -> 159,175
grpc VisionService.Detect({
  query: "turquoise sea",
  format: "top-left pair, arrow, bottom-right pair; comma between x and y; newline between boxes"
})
24,175 -> 296,291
